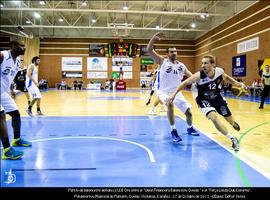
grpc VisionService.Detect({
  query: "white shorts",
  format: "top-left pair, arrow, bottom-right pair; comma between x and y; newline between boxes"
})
157,90 -> 192,113
27,83 -> 42,99
1,92 -> 18,112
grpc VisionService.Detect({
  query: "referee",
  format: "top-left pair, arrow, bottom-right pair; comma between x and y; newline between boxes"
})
259,65 -> 270,109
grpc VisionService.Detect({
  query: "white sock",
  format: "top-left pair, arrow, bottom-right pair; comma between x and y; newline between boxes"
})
226,133 -> 234,139
170,125 -> 176,131
187,125 -> 192,128
151,106 -> 156,111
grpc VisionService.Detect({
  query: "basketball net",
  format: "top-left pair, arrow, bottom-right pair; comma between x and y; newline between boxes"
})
107,23 -> 134,38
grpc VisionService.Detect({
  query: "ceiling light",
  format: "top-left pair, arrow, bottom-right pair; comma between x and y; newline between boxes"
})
34,12 -> 41,18
155,25 -> 160,29
0,4 -> 3,8
123,6 -> 128,10
39,1 -> 45,5
26,20 -> 32,24
190,22 -> 196,28
58,18 -> 64,22
82,1 -> 87,6
200,14 -> 205,19
13,1 -> 20,4
91,19 -> 96,23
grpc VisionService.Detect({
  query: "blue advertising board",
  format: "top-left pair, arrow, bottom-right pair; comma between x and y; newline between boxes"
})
232,55 -> 246,77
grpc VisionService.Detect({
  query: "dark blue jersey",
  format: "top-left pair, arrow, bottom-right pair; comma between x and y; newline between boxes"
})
197,67 -> 224,100
14,68 -> 27,86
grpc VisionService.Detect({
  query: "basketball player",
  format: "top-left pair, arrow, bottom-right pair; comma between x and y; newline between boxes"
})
1,40 -> 32,160
259,65 -> 270,109
147,68 -> 166,114
146,70 -> 158,106
168,55 -> 247,151
26,56 -> 44,116
14,62 -> 31,106
147,32 -> 199,143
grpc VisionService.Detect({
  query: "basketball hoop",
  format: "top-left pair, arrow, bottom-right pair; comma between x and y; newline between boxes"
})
107,23 -> 134,38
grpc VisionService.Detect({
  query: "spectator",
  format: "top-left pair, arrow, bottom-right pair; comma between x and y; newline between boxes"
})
105,80 -> 110,89
78,79 -> 83,90
39,79 -> 48,90
60,79 -> 67,90
73,80 -> 78,90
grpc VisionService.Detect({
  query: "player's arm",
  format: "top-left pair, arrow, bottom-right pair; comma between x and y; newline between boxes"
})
223,73 -> 247,89
184,68 -> 193,78
147,32 -> 165,66
168,72 -> 200,104
27,65 -> 39,86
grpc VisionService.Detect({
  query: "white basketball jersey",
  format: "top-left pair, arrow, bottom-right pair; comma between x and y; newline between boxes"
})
26,64 -> 39,87
154,59 -> 186,92
0,50 -> 20,94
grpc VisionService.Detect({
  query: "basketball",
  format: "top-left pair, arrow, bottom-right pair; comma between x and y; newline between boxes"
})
231,86 -> 248,97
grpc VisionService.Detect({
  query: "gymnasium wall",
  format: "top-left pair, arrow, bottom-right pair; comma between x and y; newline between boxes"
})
194,1 -> 270,85
39,38 -> 195,88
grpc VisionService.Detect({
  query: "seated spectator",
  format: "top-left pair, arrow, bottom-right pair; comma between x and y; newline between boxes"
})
73,80 -> 78,90
251,79 -> 257,87
60,79 -> 67,90
141,81 -> 146,89
256,79 -> 263,87
78,80 -> 83,90
39,79 -> 49,90
105,80 -> 110,89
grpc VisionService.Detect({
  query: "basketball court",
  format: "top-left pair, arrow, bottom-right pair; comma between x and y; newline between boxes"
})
1,90 -> 269,187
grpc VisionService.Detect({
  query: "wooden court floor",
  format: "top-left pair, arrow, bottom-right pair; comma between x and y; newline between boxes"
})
12,89 -> 270,180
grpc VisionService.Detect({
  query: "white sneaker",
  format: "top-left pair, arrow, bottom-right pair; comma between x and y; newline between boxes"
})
148,110 -> 157,115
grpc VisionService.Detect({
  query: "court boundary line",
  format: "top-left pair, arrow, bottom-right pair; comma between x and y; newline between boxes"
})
176,115 -> 270,181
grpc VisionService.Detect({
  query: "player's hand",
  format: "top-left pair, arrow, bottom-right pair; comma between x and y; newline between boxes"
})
10,91 -> 16,99
240,82 -> 248,90
153,32 -> 166,41
167,94 -> 176,105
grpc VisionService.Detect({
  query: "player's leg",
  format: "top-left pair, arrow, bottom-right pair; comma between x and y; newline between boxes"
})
196,97 -> 239,151
148,96 -> 161,115
24,87 -> 31,106
146,89 -> 155,106
27,84 -> 43,116
224,115 -> 240,131
173,93 -> 199,136
1,108 -> 24,160
36,98 -> 44,115
214,96 -> 240,131
207,111 -> 239,151
1,93 -> 32,148
158,91 -> 182,143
